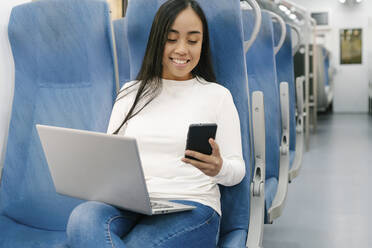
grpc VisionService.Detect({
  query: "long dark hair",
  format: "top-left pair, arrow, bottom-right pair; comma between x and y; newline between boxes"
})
113,0 -> 216,134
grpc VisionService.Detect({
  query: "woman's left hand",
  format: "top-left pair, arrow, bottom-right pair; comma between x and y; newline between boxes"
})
181,138 -> 223,177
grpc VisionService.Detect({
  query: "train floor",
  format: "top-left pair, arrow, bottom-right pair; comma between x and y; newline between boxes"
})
262,113 -> 372,248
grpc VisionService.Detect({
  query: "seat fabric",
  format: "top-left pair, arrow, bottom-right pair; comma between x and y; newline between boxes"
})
125,0 -> 252,246
289,149 -> 295,169
264,177 -> 278,216
0,215 -> 68,248
113,18 -> 131,87
0,0 -> 116,245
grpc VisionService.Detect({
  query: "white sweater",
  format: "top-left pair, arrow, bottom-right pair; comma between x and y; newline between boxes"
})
107,77 -> 245,215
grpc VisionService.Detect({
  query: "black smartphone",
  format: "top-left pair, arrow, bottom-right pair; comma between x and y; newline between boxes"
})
185,123 -> 218,161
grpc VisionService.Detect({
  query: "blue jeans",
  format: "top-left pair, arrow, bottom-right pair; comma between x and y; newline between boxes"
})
66,200 -> 220,248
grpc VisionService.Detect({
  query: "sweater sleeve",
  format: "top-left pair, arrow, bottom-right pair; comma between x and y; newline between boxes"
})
211,89 -> 246,186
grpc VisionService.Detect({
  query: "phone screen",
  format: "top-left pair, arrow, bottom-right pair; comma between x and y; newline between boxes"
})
185,123 -> 217,160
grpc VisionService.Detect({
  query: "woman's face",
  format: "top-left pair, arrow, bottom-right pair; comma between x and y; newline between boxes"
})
162,7 -> 203,81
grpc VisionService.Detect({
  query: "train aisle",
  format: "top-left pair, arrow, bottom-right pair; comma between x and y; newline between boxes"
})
262,114 -> 372,247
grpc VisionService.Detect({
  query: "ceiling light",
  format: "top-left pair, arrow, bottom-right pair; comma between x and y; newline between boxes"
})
279,4 -> 288,12
339,0 -> 346,3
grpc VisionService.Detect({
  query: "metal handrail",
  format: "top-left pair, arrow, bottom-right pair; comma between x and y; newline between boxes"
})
268,11 -> 286,55
241,0 -> 262,53
288,23 -> 302,56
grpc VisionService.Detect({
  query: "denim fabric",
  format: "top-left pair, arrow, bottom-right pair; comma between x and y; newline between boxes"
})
1,0 -> 115,237
126,1 -> 251,246
67,201 -> 220,248
273,23 -> 297,151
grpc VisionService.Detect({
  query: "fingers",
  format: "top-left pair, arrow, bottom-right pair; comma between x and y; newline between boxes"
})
182,156 -> 219,177
182,140 -> 223,177
209,138 -> 220,156
182,157 -> 210,171
184,150 -> 213,163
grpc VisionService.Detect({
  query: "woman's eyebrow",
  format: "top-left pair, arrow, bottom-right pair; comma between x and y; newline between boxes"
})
169,29 -> 201,35
188,31 -> 201,35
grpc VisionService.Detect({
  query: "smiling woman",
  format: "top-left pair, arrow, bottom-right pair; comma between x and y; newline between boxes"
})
66,1 -> 245,247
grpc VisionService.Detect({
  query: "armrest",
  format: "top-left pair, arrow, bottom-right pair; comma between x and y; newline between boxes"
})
267,82 -> 290,223
246,91 -> 265,248
288,76 -> 305,182
296,76 -> 305,133
280,82 -> 289,154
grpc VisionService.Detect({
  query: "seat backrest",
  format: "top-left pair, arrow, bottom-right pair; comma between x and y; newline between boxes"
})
322,47 -> 330,87
125,0 -> 252,243
242,10 -> 280,181
113,18 -> 131,87
0,0 -> 116,231
273,23 -> 296,152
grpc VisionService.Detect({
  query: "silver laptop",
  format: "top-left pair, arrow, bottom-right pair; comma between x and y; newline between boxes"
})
36,124 -> 195,215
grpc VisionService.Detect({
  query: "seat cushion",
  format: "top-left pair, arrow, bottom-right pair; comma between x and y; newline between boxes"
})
0,215 -> 68,248
218,229 -> 247,248
264,177 -> 278,213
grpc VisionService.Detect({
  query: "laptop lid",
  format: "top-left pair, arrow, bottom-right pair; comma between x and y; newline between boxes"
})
36,124 -> 153,215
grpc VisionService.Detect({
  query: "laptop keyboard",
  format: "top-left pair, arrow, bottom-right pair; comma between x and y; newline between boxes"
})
151,201 -> 174,209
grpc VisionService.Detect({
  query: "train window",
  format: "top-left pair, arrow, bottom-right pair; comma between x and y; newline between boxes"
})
311,12 -> 329,26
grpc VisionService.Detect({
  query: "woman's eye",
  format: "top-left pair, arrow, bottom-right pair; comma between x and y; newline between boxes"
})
167,39 -> 177,42
188,40 -> 198,44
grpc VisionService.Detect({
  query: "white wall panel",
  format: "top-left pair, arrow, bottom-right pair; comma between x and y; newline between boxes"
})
0,0 -> 30,170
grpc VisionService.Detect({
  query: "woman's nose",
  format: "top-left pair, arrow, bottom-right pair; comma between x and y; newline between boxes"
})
174,40 -> 187,54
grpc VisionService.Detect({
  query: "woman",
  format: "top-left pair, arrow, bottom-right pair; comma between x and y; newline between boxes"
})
67,0 -> 245,247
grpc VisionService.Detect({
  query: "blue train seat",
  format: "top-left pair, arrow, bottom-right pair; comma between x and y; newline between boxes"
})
317,45 -> 333,111
125,0 -> 255,246
273,22 -> 305,181
113,18 -> 131,87
0,0 -> 116,246
273,23 -> 296,168
242,9 -> 290,224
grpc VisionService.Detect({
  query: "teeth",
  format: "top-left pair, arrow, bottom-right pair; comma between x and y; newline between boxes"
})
172,59 -> 188,64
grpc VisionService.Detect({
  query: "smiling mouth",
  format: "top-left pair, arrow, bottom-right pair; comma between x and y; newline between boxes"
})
171,58 -> 190,65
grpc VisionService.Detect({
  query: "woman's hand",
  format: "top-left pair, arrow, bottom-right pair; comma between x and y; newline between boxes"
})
181,138 -> 223,177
